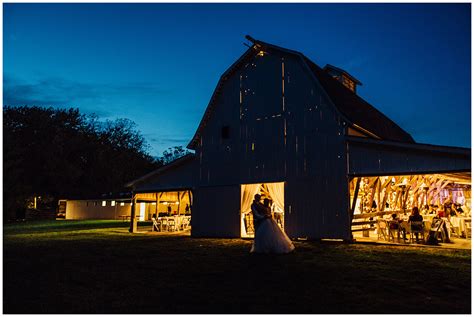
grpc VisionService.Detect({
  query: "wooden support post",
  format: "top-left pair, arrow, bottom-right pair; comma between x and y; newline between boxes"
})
402,185 -> 411,212
368,177 -> 378,211
155,193 -> 158,216
350,177 -> 361,222
177,191 -> 181,216
129,192 -> 137,233
187,190 -> 193,214
394,189 -> 401,211
377,178 -> 381,212
380,177 -> 392,212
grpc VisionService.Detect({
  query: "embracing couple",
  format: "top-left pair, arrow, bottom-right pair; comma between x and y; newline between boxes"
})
250,194 -> 295,254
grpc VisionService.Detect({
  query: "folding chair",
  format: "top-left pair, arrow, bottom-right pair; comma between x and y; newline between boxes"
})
181,217 -> 191,230
167,218 -> 176,232
161,218 -> 169,231
387,220 -> 402,242
409,221 -> 425,243
152,217 -> 162,232
426,218 -> 444,245
376,219 -> 389,241
465,219 -> 471,239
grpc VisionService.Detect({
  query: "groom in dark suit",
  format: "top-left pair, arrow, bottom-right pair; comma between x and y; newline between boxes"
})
251,194 -> 269,234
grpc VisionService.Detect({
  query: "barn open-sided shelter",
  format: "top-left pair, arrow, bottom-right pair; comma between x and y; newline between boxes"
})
126,36 -> 471,241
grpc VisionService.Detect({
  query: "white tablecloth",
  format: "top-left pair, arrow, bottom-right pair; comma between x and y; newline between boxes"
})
450,216 -> 470,236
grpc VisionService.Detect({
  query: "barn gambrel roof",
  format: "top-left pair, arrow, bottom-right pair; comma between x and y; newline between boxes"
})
187,36 -> 414,149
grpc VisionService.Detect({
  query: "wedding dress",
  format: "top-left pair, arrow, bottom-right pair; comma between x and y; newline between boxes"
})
250,217 -> 295,254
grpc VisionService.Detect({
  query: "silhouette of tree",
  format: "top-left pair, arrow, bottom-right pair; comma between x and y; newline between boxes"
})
161,146 -> 190,164
3,106 -> 161,220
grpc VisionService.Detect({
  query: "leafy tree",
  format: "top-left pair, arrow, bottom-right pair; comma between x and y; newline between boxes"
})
3,106 -> 161,220
161,146 -> 191,165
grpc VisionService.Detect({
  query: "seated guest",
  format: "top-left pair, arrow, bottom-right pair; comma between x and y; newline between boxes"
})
390,213 -> 408,240
409,207 -> 423,222
429,205 -> 437,214
371,201 -> 377,211
409,207 -> 423,242
424,206 -> 429,214
444,203 -> 455,217
389,214 -> 400,229
449,203 -> 460,216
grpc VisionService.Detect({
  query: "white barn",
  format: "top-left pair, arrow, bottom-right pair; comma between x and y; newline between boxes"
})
126,36 -> 471,241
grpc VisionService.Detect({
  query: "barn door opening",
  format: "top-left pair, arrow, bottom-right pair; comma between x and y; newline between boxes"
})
241,182 -> 285,238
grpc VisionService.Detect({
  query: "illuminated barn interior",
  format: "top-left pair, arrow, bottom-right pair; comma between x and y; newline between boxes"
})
350,173 -> 471,241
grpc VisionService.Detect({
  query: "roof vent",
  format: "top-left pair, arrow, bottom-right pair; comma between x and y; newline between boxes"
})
323,64 -> 362,94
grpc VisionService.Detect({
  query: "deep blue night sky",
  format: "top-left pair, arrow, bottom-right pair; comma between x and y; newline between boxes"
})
4,3 -> 471,156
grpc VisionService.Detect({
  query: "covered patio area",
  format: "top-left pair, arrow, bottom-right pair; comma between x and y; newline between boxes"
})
350,172 -> 471,248
131,190 -> 192,233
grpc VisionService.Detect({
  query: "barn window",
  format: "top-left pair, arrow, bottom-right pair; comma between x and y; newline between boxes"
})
221,126 -> 230,139
111,201 -> 116,206
120,202 -> 125,206
102,201 -> 107,207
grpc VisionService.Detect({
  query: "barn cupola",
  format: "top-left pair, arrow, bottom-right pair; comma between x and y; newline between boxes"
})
323,64 -> 362,94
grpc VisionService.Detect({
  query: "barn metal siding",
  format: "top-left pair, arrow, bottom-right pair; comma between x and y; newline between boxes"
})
282,55 -> 350,240
194,49 -> 351,240
191,185 -> 241,237
134,158 -> 197,192
347,138 -> 471,176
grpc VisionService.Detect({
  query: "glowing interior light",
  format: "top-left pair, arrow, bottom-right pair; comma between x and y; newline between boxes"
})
102,201 -> 106,207
111,201 -> 116,206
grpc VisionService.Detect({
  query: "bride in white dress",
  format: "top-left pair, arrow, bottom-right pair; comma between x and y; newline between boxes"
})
250,198 -> 295,254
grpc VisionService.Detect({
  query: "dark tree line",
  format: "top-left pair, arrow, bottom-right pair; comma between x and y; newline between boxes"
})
3,106 -> 163,220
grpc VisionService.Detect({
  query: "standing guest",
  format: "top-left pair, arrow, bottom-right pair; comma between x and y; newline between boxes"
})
437,205 -> 446,218
185,204 -> 190,215
272,202 -> 284,228
167,204 -> 172,216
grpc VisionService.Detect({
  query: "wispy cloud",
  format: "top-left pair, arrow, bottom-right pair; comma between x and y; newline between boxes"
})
144,133 -> 190,146
3,74 -> 172,117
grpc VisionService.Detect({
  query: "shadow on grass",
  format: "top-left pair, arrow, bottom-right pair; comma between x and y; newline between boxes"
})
3,220 -> 471,314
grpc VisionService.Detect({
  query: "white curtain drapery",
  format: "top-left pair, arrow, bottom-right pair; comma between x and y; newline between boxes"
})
266,182 -> 285,213
241,183 -> 262,237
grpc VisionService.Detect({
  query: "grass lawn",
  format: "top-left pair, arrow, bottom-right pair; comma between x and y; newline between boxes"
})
3,220 -> 471,313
